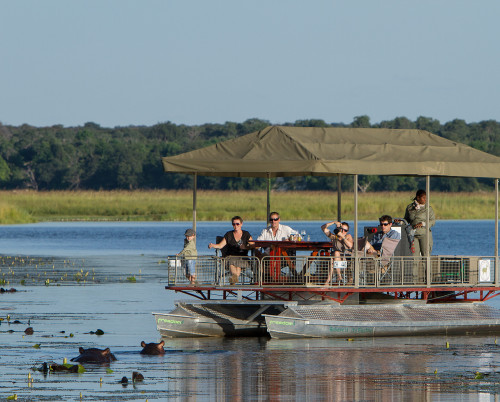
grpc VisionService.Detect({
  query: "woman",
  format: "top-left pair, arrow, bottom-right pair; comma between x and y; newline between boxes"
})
208,216 -> 253,285
404,189 -> 435,256
321,221 -> 354,285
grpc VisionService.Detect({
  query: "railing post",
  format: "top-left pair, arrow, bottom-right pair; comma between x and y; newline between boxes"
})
337,173 -> 342,222
426,176 -> 431,287
354,175 -> 359,288
496,178 -> 499,287
193,173 -> 197,233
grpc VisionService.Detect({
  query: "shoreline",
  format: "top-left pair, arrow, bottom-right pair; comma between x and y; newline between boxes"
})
1,189 -> 498,223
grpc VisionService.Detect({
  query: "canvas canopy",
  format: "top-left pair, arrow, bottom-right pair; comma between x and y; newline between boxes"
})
162,126 -> 500,179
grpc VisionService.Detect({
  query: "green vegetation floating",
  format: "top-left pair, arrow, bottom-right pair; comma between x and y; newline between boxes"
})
0,190 -> 498,224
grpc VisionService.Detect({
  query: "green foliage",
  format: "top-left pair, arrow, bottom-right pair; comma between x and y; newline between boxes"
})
0,117 -> 500,192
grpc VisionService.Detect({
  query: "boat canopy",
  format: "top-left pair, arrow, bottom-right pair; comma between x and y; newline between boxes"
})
162,126 -> 500,179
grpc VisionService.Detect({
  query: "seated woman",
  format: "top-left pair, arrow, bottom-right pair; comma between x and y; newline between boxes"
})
208,216 -> 253,285
321,221 -> 354,285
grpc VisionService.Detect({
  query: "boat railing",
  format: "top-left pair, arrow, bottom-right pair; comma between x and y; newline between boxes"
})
165,255 -> 497,289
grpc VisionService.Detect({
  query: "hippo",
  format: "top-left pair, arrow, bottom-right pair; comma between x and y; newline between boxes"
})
71,347 -> 117,363
140,340 -> 165,355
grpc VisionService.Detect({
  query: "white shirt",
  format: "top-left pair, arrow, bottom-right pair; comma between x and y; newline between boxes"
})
257,224 -> 295,241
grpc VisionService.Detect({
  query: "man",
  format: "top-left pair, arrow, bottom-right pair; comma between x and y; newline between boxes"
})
364,215 -> 400,256
253,212 -> 296,258
257,212 -> 295,242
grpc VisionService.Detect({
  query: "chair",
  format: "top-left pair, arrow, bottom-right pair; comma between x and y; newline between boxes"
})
215,236 -> 255,285
379,237 -> 401,284
214,236 -> 228,284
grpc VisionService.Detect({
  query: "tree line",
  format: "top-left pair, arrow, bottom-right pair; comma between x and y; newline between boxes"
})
0,116 -> 499,192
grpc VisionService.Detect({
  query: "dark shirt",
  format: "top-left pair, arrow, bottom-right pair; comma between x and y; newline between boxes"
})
224,230 -> 251,257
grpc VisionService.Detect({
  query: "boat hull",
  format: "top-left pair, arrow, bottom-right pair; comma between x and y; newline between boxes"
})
265,303 -> 500,339
153,300 -> 297,338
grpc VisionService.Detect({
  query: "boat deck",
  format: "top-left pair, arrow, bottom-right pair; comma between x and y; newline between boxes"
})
165,254 -> 499,302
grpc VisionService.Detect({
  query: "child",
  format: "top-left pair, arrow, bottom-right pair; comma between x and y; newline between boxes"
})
177,228 -> 198,285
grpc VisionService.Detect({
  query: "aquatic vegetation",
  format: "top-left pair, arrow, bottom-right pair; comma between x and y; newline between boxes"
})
50,363 -> 86,374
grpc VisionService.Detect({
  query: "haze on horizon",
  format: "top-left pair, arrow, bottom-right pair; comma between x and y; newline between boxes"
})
1,1 -> 499,128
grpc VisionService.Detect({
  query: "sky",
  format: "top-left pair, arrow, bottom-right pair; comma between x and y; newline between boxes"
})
1,0 -> 499,128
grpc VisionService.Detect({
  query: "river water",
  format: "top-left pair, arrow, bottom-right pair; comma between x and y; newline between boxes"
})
1,220 -> 500,401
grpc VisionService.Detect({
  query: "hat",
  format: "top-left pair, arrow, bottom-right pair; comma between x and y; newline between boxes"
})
184,228 -> 196,236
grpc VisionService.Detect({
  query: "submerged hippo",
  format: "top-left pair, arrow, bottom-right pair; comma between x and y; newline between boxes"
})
140,340 -> 165,355
71,347 -> 117,363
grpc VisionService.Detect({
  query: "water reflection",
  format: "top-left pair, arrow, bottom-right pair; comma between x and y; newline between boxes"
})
2,222 -> 500,400
157,337 -> 500,401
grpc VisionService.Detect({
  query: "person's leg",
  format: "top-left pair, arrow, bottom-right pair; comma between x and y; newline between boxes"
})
229,263 -> 241,284
412,235 -> 423,283
187,260 -> 196,284
419,232 -> 433,256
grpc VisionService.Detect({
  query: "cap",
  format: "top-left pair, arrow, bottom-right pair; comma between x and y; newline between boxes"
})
185,228 -> 196,236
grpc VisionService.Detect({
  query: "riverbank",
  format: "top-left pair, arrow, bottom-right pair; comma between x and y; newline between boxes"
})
0,190 -> 498,223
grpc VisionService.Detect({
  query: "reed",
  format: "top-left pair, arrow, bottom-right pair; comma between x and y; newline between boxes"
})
0,190 -> 498,223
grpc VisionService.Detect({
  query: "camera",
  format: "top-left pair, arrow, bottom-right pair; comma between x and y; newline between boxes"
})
333,228 -> 340,235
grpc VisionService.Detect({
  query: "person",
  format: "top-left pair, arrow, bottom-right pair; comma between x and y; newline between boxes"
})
208,216 -> 253,285
404,189 -> 435,256
321,221 -> 354,285
254,211 -> 296,258
177,228 -> 198,285
363,215 -> 400,256
257,212 -> 295,242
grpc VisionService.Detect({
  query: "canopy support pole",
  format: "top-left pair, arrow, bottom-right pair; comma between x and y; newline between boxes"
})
496,179 -> 499,286
426,176 -> 431,287
337,174 -> 342,222
267,173 -> 271,221
354,175 -> 359,288
193,173 -> 197,232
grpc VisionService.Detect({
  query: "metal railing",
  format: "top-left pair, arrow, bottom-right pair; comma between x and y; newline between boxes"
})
165,255 -> 497,288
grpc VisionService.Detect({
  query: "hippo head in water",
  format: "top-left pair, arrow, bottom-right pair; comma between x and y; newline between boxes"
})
71,347 -> 117,363
140,340 -> 165,355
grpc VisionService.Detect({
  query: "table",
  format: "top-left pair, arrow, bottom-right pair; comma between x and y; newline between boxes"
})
251,241 -> 333,281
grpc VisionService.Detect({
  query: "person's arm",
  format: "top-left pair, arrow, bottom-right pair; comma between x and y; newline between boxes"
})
177,241 -> 187,256
428,206 -> 436,228
208,237 -> 227,250
256,228 -> 268,241
342,234 -> 354,249
321,221 -> 338,237
240,233 -> 253,250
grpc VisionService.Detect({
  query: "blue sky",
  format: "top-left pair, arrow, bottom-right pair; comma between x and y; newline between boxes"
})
1,1 -> 499,128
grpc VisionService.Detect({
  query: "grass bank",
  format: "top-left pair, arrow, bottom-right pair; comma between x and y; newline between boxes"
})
0,190 -> 498,224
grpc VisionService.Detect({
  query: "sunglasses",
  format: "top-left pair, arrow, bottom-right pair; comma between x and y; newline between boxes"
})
232,222 -> 241,226
339,228 -> 348,232
380,222 -> 390,226
269,217 -> 280,221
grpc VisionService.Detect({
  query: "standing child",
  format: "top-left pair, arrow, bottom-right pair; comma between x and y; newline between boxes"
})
177,228 -> 198,285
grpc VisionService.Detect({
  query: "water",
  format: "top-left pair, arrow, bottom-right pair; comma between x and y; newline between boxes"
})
1,220 -> 500,400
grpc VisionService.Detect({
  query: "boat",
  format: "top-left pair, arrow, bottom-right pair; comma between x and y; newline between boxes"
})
155,126 -> 500,338
264,302 -> 500,339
